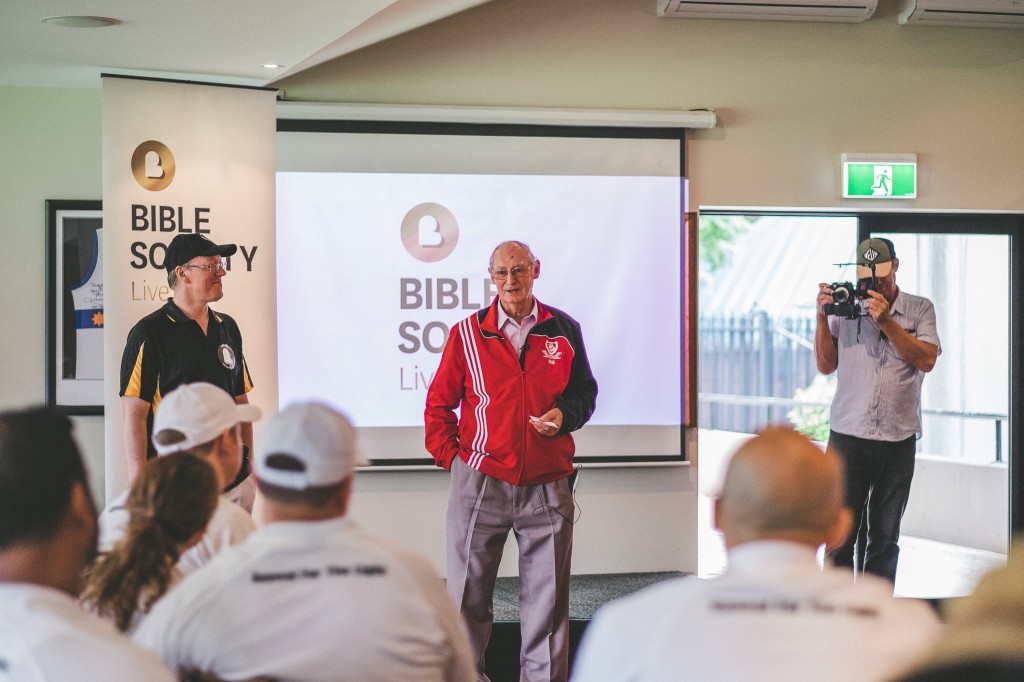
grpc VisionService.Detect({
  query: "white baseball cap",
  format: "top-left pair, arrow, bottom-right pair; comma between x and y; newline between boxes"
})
152,383 -> 262,455
254,402 -> 369,489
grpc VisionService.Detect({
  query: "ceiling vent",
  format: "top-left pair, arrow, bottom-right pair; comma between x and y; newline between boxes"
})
656,0 -> 878,22
899,0 -> 1024,27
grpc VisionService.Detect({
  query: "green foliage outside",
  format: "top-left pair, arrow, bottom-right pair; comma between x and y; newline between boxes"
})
698,214 -> 753,273
786,374 -> 837,443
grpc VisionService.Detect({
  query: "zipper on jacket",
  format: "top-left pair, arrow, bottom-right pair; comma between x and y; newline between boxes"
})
518,367 -> 528,482
500,329 -> 530,483
508,333 -> 528,482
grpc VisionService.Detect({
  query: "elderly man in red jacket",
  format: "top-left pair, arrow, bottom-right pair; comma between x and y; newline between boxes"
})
426,240 -> 598,682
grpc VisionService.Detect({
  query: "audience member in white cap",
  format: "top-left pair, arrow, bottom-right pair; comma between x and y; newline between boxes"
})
99,382 -> 260,574
0,407 -> 176,681
134,402 -> 476,682
571,426 -> 940,682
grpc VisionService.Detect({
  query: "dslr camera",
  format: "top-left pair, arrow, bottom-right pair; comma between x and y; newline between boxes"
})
824,281 -> 872,319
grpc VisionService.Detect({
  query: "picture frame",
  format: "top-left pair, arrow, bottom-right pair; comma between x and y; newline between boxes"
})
45,200 -> 104,414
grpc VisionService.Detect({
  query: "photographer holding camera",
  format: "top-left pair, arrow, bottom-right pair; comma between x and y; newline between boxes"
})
815,237 -> 941,586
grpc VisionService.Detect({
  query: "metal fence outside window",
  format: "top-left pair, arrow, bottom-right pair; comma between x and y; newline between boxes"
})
698,312 -> 818,433
697,311 -> 1009,463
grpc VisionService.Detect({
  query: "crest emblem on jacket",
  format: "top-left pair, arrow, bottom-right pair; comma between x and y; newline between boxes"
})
542,339 -> 562,364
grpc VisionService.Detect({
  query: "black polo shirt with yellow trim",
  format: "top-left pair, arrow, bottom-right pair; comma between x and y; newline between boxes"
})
120,298 -> 253,416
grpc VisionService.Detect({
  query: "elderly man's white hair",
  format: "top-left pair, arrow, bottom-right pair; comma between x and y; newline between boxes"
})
489,241 -> 537,269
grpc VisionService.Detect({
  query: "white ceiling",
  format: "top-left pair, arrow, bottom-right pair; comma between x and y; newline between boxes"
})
0,0 -> 491,89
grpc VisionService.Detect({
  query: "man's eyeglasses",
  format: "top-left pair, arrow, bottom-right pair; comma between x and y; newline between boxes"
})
183,261 -> 225,273
490,265 -> 533,280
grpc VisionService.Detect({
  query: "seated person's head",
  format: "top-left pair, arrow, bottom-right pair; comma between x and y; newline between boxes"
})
0,407 -> 97,593
82,454 -> 219,631
715,425 -> 852,552
254,403 -> 368,516
151,383 -> 261,487
124,453 -> 218,547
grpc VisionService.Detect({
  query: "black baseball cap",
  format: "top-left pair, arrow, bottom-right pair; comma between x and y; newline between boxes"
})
165,234 -> 237,273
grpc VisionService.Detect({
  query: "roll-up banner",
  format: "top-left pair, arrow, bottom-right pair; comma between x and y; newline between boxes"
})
102,76 -> 278,501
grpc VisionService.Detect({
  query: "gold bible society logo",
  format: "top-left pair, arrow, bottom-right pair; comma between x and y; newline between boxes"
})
131,141 -> 176,191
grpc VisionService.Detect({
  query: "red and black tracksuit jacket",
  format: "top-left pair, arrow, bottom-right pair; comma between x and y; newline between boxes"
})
425,297 -> 598,486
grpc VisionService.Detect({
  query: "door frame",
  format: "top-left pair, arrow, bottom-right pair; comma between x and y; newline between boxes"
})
859,212 -> 1024,537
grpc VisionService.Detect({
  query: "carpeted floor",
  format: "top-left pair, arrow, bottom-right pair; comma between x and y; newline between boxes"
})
491,571 -> 687,621
483,572 -> 688,681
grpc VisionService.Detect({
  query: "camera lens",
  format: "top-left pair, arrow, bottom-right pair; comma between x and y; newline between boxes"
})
833,286 -> 850,304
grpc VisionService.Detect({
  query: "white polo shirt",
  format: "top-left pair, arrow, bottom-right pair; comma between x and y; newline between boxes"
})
99,492 -> 255,575
0,583 -> 175,682
223,474 -> 255,513
572,541 -> 941,682
134,516 -> 476,682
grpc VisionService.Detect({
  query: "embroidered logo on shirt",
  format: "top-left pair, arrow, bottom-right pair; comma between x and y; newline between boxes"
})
218,344 -> 237,370
542,339 -> 562,364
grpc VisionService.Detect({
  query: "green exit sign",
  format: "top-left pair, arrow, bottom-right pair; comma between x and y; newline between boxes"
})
842,153 -> 917,199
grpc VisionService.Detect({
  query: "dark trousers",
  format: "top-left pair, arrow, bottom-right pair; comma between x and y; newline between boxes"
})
828,430 -> 917,584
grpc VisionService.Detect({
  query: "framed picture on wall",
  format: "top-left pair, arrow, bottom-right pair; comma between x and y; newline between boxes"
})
45,200 -> 104,414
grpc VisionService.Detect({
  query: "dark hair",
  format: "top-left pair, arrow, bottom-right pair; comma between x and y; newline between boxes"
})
256,476 -> 344,508
0,407 -> 90,550
81,453 -> 219,631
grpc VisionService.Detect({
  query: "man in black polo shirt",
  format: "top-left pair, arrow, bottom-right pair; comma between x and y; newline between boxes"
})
120,234 -> 255,501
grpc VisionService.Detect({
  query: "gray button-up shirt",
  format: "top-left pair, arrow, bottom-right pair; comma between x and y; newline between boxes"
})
828,289 -> 941,442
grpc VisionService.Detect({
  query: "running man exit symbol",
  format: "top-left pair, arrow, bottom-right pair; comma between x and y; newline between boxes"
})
871,166 -> 892,196
841,154 -> 916,199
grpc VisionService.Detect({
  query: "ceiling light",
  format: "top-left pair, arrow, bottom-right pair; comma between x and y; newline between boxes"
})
41,16 -> 121,28
262,64 -> 284,69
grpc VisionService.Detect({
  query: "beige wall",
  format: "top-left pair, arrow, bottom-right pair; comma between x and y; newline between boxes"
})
276,0 -> 1024,211
0,87 -> 101,409
2,0 -> 1022,574
0,87 -> 107,503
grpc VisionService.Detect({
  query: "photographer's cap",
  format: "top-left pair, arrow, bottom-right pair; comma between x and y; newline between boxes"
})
255,402 -> 369,490
857,238 -> 897,279
165,233 -> 237,273
153,383 -> 262,455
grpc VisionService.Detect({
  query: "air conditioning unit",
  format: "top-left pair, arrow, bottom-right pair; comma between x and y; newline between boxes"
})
899,0 -> 1024,28
656,0 -> 878,22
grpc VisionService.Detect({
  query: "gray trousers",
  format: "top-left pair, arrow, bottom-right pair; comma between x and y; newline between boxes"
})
447,457 -> 574,682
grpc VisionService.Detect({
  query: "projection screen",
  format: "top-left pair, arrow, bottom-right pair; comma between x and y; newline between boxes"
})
277,113 -> 690,465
